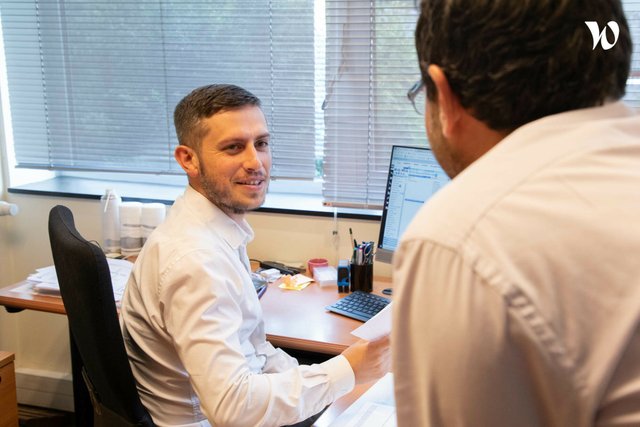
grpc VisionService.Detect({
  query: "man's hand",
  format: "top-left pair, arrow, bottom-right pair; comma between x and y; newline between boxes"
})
342,335 -> 391,385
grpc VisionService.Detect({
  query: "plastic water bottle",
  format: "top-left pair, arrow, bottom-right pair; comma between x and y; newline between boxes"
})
119,201 -> 143,257
141,203 -> 166,244
101,189 -> 121,254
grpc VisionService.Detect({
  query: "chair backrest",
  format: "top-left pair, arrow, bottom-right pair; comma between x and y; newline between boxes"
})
48,205 -> 154,426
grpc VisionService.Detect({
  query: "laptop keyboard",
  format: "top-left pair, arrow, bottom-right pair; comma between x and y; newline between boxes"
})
326,291 -> 391,322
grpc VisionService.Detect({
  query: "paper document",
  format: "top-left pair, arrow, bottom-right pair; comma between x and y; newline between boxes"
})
329,373 -> 395,427
27,258 -> 134,302
350,302 -> 392,341
343,402 -> 396,427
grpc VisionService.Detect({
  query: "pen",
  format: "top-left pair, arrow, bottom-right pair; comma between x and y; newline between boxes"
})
356,246 -> 364,265
257,283 -> 267,299
349,228 -> 357,248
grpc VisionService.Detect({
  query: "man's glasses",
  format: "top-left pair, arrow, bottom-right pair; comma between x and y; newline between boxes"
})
407,80 -> 426,115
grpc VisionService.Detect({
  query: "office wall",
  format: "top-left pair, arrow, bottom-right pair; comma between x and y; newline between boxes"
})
0,190 -> 390,410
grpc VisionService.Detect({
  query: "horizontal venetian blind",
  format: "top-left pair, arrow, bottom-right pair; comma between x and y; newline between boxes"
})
0,0 -> 316,179
322,0 -> 640,208
322,0 -> 426,208
623,0 -> 640,109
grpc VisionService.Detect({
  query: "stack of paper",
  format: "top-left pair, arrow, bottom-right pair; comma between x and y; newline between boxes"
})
27,266 -> 60,295
313,265 -> 337,287
27,258 -> 134,302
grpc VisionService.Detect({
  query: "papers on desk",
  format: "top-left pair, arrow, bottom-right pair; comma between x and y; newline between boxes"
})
344,402 -> 395,427
351,302 -> 392,341
27,258 -> 134,302
329,373 -> 396,427
278,273 -> 313,291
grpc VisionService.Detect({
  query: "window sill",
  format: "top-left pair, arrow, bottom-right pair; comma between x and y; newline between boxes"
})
8,177 -> 381,220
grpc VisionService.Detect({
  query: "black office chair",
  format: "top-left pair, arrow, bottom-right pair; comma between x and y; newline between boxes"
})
48,205 -> 154,427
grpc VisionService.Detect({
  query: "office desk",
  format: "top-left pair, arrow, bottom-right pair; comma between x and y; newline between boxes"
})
260,279 -> 390,355
0,281 -> 66,314
0,277 -> 391,352
0,276 -> 391,425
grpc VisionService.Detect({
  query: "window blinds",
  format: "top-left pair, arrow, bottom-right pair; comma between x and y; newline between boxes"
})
1,0 -> 639,208
322,0 -> 640,208
624,1 -> 640,109
322,0 -> 424,208
0,0 -> 317,179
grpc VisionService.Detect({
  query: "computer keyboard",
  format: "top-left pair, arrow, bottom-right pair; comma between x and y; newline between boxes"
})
325,291 -> 391,322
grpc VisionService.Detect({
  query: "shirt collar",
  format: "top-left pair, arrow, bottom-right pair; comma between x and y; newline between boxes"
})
182,185 -> 255,250
420,101 -> 637,244
491,101 -> 634,157
458,101 -> 635,180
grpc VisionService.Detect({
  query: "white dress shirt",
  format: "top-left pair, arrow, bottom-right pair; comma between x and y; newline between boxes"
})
120,186 -> 354,427
392,102 -> 640,426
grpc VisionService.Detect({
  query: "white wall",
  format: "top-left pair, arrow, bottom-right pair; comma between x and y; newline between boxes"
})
0,190 -> 390,409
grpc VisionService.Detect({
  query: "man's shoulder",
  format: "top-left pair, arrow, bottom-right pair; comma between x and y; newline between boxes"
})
401,167 -> 497,251
145,219 -> 227,262
402,102 -> 640,249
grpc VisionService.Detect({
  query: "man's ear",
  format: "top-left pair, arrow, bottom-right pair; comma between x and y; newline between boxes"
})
174,145 -> 200,178
427,65 -> 462,138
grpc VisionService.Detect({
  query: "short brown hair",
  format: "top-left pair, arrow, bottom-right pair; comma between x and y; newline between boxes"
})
173,84 -> 261,150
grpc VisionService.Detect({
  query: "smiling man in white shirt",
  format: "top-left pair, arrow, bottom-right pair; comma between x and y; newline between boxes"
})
120,84 -> 390,427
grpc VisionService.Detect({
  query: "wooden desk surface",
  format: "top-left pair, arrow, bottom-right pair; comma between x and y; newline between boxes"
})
0,277 -> 391,355
0,281 -> 67,314
260,277 -> 391,355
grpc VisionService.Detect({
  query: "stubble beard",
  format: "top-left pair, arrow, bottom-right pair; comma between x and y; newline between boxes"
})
199,168 -> 267,215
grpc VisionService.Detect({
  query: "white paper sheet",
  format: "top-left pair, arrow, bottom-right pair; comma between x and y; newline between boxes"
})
28,258 -> 134,302
350,302 -> 392,341
345,402 -> 398,427
328,373 -> 396,427
343,402 -> 396,427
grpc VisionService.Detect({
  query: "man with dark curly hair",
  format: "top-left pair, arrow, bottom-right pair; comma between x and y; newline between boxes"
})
392,1 -> 640,425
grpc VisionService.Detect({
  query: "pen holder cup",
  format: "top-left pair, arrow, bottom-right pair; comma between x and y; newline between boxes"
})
350,263 -> 373,293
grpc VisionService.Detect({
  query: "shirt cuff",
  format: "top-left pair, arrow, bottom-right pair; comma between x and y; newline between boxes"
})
321,354 -> 356,399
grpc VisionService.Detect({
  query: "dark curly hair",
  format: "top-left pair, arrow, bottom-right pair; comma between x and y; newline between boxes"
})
174,84 -> 261,150
416,0 -> 632,132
